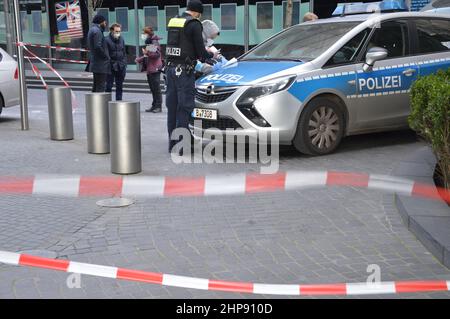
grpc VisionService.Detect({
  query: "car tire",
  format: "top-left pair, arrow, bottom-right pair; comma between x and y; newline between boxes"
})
293,97 -> 345,156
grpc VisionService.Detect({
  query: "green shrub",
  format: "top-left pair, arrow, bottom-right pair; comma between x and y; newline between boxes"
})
409,68 -> 450,190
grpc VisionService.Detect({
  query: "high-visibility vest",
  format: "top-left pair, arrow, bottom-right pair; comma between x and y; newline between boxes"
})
166,14 -> 201,65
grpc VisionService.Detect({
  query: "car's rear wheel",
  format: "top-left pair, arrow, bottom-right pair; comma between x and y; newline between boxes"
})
293,97 -> 345,155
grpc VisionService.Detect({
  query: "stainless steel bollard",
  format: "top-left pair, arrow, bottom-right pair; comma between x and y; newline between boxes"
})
85,93 -> 111,154
47,86 -> 73,141
109,101 -> 142,174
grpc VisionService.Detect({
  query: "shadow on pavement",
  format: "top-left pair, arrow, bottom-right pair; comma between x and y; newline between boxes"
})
0,116 -> 20,124
279,129 -> 419,158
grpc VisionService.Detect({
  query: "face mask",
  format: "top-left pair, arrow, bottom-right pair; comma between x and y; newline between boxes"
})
141,34 -> 148,41
113,32 -> 121,39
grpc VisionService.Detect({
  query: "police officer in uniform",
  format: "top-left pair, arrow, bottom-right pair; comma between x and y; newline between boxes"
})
165,0 -> 219,153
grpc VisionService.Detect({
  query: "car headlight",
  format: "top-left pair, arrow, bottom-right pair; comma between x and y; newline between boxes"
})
236,75 -> 297,107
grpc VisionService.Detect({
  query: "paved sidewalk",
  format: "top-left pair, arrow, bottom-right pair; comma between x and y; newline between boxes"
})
0,90 -> 449,299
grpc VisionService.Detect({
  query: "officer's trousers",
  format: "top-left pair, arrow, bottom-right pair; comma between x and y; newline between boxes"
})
166,66 -> 195,146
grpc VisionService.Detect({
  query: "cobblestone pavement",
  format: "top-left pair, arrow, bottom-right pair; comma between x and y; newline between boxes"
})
0,90 -> 449,299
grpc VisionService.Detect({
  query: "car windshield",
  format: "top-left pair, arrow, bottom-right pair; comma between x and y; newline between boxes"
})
241,22 -> 361,62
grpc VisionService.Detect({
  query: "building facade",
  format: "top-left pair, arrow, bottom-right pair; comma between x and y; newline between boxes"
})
0,0 -> 431,71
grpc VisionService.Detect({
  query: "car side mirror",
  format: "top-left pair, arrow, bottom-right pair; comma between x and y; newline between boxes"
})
363,47 -> 388,72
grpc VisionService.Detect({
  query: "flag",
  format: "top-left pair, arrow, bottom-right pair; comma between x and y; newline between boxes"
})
55,0 -> 83,40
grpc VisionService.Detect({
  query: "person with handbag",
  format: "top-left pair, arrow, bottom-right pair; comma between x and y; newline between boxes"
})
135,26 -> 163,113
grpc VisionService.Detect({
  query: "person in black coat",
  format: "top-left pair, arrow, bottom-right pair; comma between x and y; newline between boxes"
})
105,23 -> 127,101
87,14 -> 110,92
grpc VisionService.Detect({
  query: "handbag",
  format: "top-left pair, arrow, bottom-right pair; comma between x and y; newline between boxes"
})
139,56 -> 148,73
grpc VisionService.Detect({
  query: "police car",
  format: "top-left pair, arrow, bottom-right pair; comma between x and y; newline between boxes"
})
191,0 -> 450,155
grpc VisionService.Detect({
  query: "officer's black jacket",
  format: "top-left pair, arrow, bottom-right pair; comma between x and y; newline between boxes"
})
181,12 -> 213,62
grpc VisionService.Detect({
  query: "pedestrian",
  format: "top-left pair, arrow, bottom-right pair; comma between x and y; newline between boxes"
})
303,12 -> 319,22
195,19 -> 227,76
86,14 -> 110,92
165,0 -> 219,154
136,26 -> 163,113
105,23 -> 127,101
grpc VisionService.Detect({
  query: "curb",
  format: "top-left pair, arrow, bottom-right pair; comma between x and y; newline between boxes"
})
393,146 -> 450,269
0,170 -> 449,203
1,250 -> 449,296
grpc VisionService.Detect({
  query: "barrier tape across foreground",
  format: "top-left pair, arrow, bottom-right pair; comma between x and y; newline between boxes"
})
0,171 -> 448,204
0,250 -> 449,296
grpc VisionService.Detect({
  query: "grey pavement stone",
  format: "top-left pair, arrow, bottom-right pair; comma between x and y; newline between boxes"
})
0,90 -> 449,298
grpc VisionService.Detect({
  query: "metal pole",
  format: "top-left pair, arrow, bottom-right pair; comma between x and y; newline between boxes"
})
244,0 -> 249,52
12,0 -> 29,130
44,0 -> 52,67
134,0 -> 140,71
310,0 -> 315,14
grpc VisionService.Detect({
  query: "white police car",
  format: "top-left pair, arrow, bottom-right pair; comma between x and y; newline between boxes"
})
192,0 -> 450,155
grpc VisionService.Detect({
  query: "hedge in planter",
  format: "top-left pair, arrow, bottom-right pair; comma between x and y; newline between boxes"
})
409,68 -> 450,190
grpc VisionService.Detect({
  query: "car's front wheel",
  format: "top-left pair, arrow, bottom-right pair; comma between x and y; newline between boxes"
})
293,97 -> 345,155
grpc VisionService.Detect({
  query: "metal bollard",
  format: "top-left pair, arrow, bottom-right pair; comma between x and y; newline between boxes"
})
85,93 -> 111,154
109,101 -> 142,174
47,86 -> 74,141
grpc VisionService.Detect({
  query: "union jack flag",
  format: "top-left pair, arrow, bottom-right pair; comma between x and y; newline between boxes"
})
56,0 -> 83,40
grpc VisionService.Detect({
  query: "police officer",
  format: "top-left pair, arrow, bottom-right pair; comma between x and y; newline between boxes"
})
165,0 -> 219,153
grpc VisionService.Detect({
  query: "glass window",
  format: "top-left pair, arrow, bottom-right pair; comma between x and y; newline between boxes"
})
257,2 -> 273,30
116,8 -> 128,32
221,4 -> 236,31
96,8 -> 109,21
283,0 -> 300,28
242,22 -> 360,62
366,21 -> 409,58
326,29 -> 370,66
165,6 -> 180,27
201,4 -> 213,21
144,6 -> 158,31
20,11 -> 27,31
31,10 -> 42,33
415,19 -> 450,54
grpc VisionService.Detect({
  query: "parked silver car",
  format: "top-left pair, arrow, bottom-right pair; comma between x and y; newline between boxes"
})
0,48 -> 19,116
192,11 -> 450,155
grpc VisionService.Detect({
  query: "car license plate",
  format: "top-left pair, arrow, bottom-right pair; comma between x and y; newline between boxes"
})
192,108 -> 218,120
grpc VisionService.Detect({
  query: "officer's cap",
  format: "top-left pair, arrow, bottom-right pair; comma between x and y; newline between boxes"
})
187,0 -> 204,14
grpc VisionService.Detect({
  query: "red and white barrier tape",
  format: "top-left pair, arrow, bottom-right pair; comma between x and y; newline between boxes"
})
25,57 -> 48,90
0,171 -> 448,204
0,250 -> 448,296
25,56 -> 88,64
17,42 -> 89,53
21,45 -> 78,112
22,46 -> 70,88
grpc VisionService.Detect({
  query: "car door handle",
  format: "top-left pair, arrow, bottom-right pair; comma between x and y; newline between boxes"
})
402,68 -> 416,76
348,80 -> 356,85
